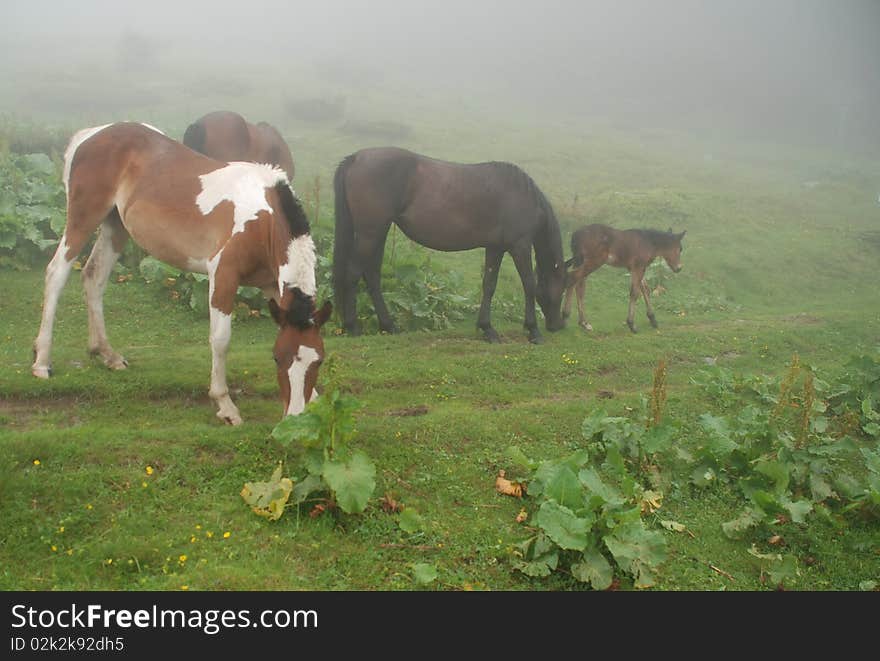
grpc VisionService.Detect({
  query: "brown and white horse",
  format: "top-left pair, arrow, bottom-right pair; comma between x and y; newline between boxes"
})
32,122 -> 330,424
563,224 -> 685,333
183,111 -> 296,181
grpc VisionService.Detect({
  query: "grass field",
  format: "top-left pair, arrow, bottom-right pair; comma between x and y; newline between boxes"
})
1,62 -> 879,591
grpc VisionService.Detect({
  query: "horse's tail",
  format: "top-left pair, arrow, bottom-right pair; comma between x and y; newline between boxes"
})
333,153 -> 357,317
182,120 -> 206,154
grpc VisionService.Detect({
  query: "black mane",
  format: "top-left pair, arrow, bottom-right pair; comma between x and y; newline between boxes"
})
274,181 -> 310,239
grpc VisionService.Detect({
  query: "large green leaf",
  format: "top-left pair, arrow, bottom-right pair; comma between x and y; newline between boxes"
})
533,501 -> 593,551
780,497 -> 813,524
578,466 -> 625,506
271,410 -> 323,446
291,474 -> 325,504
571,548 -> 613,590
603,521 -> 666,588
542,464 -> 583,511
322,451 -> 376,514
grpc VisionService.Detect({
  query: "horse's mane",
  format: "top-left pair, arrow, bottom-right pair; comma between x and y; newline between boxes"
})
489,162 -> 564,274
634,228 -> 681,248
274,181 -> 310,239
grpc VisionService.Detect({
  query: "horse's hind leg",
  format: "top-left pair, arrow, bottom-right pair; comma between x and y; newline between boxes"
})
640,278 -> 658,328
32,216 -> 104,377
82,210 -> 130,369
575,277 -> 593,331
360,229 -> 397,334
476,247 -> 504,343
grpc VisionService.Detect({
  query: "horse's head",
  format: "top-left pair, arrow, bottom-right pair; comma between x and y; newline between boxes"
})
537,261 -> 567,332
268,289 -> 332,417
662,229 -> 686,273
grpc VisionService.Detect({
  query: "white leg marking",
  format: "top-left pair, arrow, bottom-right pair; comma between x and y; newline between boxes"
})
209,305 -> 241,425
32,236 -> 76,377
285,346 -> 320,416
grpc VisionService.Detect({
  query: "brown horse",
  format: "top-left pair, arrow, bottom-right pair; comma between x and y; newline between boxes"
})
563,224 -> 685,333
183,111 -> 296,181
333,147 -> 567,343
32,122 -> 331,424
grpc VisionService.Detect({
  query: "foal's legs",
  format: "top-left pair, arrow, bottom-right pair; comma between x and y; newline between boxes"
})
476,247 -> 504,343
82,210 -> 130,369
626,267 -> 646,333
640,278 -> 658,328
575,277 -> 593,331
510,243 -> 542,344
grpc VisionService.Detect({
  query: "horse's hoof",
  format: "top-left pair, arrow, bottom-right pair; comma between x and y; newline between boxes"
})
648,316 -> 658,329
482,328 -> 501,344
107,357 -> 128,370
217,411 -> 243,426
579,322 -> 593,332
32,365 -> 51,379
627,322 -> 637,333
529,334 -> 545,345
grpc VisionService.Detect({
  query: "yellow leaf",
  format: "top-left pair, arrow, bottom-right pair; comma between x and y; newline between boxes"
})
515,508 -> 528,523
495,470 -> 525,498
640,489 -> 663,514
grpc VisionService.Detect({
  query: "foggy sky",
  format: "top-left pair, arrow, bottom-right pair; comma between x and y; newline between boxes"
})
3,0 -> 879,152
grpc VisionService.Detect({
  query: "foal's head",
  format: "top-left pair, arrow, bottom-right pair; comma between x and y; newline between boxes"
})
658,229 -> 686,273
268,289 -> 332,417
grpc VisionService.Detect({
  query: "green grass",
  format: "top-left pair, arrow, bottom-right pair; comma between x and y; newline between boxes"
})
1,65 -> 879,591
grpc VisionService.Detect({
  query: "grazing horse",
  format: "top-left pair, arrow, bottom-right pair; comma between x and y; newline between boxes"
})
332,147 -> 567,343
32,122 -> 331,424
183,111 -> 296,181
563,224 -> 685,333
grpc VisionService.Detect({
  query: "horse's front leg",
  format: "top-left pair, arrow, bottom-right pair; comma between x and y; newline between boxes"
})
640,278 -> 658,328
626,268 -> 644,333
208,269 -> 242,425
477,247 -> 504,343
510,244 -> 542,344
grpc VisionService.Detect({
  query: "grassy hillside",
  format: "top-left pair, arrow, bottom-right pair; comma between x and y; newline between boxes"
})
1,62 -> 878,590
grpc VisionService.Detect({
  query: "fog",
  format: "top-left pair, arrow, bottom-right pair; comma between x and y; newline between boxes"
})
2,0 -> 879,153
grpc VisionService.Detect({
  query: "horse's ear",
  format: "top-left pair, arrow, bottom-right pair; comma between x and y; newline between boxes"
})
313,301 -> 333,328
267,299 -> 285,326
678,230 -> 687,240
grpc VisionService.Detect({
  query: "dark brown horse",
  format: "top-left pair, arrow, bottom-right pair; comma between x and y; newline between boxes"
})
332,147 -> 567,343
563,224 -> 685,333
32,122 -> 330,425
183,111 -> 296,181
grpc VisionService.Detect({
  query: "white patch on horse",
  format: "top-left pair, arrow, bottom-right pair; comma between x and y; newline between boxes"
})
186,257 -> 209,274
62,124 -> 112,193
286,346 -> 320,416
139,123 -> 165,135
196,163 -> 288,234
278,234 -> 317,297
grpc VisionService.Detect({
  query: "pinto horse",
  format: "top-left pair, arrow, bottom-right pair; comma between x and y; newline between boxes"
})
563,224 -> 685,333
32,122 -> 331,424
332,147 -> 567,343
183,111 -> 296,181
